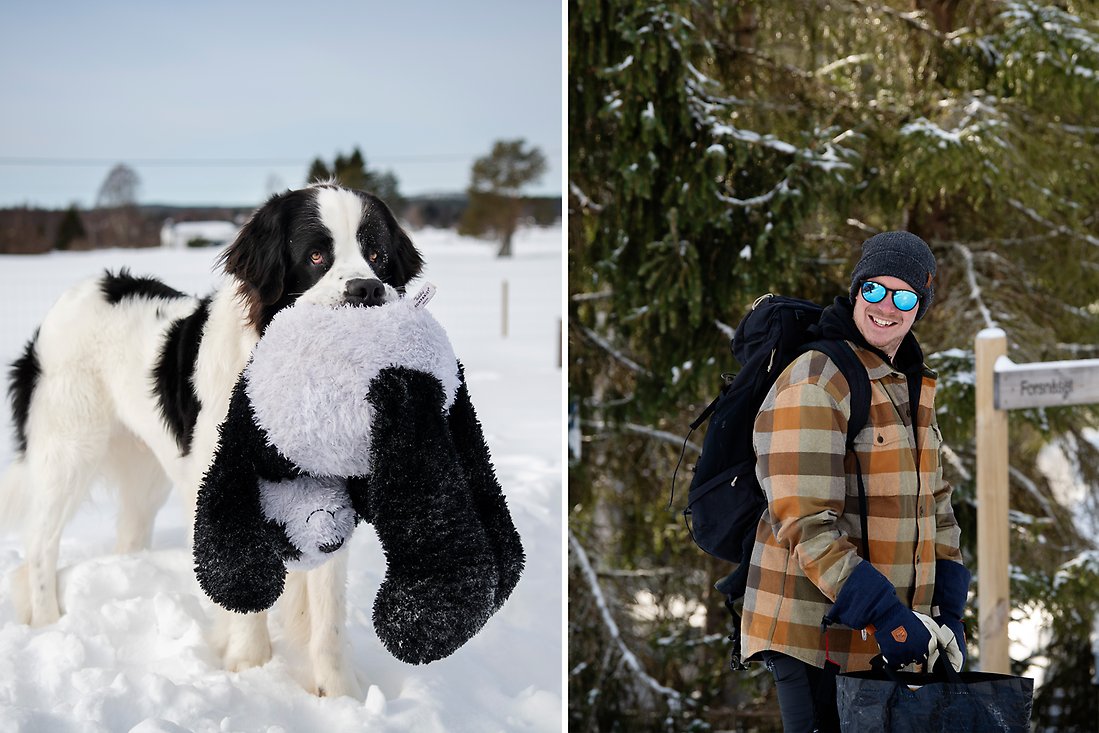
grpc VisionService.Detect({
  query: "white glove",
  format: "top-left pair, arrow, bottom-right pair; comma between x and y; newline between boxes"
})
911,611 -> 941,671
912,611 -> 963,672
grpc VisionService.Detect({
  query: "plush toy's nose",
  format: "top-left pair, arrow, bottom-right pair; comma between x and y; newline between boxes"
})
345,278 -> 386,307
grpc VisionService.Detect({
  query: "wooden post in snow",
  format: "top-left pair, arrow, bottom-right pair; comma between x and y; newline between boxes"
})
976,327 -> 1010,674
557,318 -> 562,368
502,280 -> 509,338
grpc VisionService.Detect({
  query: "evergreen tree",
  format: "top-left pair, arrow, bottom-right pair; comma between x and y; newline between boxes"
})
307,158 -> 331,184
54,204 -> 86,251
306,148 -> 405,212
569,1 -> 1099,729
459,139 -> 547,256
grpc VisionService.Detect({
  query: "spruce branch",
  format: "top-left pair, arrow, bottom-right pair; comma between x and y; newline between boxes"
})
1007,198 -> 1099,248
568,529 -> 685,712
575,325 -> 650,377
952,243 -> 997,330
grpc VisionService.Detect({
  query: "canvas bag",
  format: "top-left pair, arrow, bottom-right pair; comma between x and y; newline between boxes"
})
837,658 -> 1034,733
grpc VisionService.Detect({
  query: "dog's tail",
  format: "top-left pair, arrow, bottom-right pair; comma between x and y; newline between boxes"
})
1,331 -> 40,534
0,457 -> 30,534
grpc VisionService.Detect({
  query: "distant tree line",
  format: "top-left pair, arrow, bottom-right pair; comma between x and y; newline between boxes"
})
0,142 -> 558,254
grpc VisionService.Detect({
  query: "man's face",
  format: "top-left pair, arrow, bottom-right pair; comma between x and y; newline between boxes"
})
852,274 -> 920,359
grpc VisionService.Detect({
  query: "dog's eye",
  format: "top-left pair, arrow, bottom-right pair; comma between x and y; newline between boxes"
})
310,251 -> 327,266
368,251 -> 378,264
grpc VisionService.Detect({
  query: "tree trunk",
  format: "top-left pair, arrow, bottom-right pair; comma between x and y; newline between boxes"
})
914,0 -> 961,34
497,227 -> 514,258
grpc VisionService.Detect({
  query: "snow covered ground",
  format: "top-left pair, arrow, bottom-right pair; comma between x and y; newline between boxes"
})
0,226 -> 564,732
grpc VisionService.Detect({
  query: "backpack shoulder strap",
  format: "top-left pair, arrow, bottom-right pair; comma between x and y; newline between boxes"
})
804,339 -> 873,562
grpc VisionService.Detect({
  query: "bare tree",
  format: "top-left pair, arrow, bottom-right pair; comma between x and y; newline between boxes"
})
96,163 -> 141,208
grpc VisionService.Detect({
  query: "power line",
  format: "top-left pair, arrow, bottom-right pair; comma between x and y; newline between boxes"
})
0,150 -> 563,168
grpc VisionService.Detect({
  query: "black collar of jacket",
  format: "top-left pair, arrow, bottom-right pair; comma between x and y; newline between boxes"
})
814,296 -> 926,380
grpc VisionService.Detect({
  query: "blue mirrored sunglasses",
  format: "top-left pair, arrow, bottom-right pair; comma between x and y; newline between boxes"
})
860,280 -> 919,312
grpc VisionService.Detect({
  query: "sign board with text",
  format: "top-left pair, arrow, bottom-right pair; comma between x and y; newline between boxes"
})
994,356 -> 1099,410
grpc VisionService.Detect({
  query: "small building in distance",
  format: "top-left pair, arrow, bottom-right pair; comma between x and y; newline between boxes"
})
160,219 -> 239,249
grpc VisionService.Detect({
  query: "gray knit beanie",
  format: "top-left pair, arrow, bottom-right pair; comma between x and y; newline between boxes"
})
849,231 -> 936,321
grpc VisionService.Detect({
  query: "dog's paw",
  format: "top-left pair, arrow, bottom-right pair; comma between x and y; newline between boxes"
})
223,645 -> 272,673
311,659 -> 363,699
211,612 -> 273,672
12,563 -> 62,627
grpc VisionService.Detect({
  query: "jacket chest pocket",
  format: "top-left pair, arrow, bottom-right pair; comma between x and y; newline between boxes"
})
849,422 -> 915,495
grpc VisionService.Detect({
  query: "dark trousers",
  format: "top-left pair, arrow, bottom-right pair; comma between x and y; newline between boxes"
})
762,652 -> 840,733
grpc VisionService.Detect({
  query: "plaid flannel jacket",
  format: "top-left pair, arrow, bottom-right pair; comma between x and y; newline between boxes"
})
740,342 -> 963,672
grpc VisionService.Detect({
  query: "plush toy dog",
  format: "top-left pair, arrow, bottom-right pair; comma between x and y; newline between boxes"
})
193,296 -> 524,665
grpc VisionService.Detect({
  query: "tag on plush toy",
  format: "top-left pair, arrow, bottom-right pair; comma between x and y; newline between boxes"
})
411,282 -> 436,309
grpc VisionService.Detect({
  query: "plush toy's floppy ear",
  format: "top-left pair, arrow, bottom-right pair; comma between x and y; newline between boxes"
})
447,363 -> 525,610
193,377 -> 295,614
365,366 -> 498,665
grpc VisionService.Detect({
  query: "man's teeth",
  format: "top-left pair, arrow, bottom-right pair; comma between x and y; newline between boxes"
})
871,316 -> 895,327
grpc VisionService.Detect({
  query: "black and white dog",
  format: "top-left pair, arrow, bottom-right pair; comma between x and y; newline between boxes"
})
1,182 -> 423,697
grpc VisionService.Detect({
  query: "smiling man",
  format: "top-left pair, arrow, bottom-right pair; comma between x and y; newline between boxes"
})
739,231 -> 972,732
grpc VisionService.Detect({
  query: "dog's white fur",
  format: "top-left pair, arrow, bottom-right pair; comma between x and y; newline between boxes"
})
0,185 -> 408,697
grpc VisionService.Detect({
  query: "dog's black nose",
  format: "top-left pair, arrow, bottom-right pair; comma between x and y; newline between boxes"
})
345,278 -> 386,307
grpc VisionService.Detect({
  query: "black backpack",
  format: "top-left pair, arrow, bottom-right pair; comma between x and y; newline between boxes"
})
672,295 -> 874,665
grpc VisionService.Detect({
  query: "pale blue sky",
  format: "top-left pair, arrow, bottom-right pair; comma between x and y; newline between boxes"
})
0,0 -> 562,208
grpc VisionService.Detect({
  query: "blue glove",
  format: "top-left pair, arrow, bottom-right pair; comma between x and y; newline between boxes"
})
825,562 -> 934,669
932,559 -> 971,667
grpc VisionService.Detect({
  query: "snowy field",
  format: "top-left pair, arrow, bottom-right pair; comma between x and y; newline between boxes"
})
0,226 -> 564,732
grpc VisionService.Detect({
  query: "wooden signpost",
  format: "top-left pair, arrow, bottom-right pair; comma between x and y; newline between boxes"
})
975,327 -> 1099,674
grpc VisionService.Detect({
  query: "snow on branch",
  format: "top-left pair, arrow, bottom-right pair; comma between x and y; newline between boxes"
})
712,128 -> 858,209
900,112 -> 1007,150
940,443 -> 972,483
814,53 -> 873,77
715,319 -> 735,341
571,290 -> 614,302
1058,123 -> 1099,136
1009,465 -> 1062,528
717,177 -> 793,208
1007,198 -> 1099,248
842,0 -> 946,41
623,422 -> 702,454
1057,343 -> 1099,356
569,181 -> 604,213
709,124 -> 798,156
952,243 -> 996,330
577,325 -> 651,376
568,530 -> 685,711
580,419 -> 702,455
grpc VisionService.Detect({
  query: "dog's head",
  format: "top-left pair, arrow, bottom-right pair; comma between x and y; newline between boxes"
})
220,183 -> 424,330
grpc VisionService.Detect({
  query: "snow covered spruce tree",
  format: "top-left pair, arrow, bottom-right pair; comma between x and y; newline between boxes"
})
569,1 -> 1099,730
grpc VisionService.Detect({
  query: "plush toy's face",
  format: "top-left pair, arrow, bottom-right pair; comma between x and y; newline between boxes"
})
245,300 -> 459,478
259,476 -> 357,570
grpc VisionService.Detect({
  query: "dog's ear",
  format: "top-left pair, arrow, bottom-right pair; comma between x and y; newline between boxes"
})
220,190 -> 301,315
193,377 -> 290,614
368,194 -> 423,288
389,223 -> 424,288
